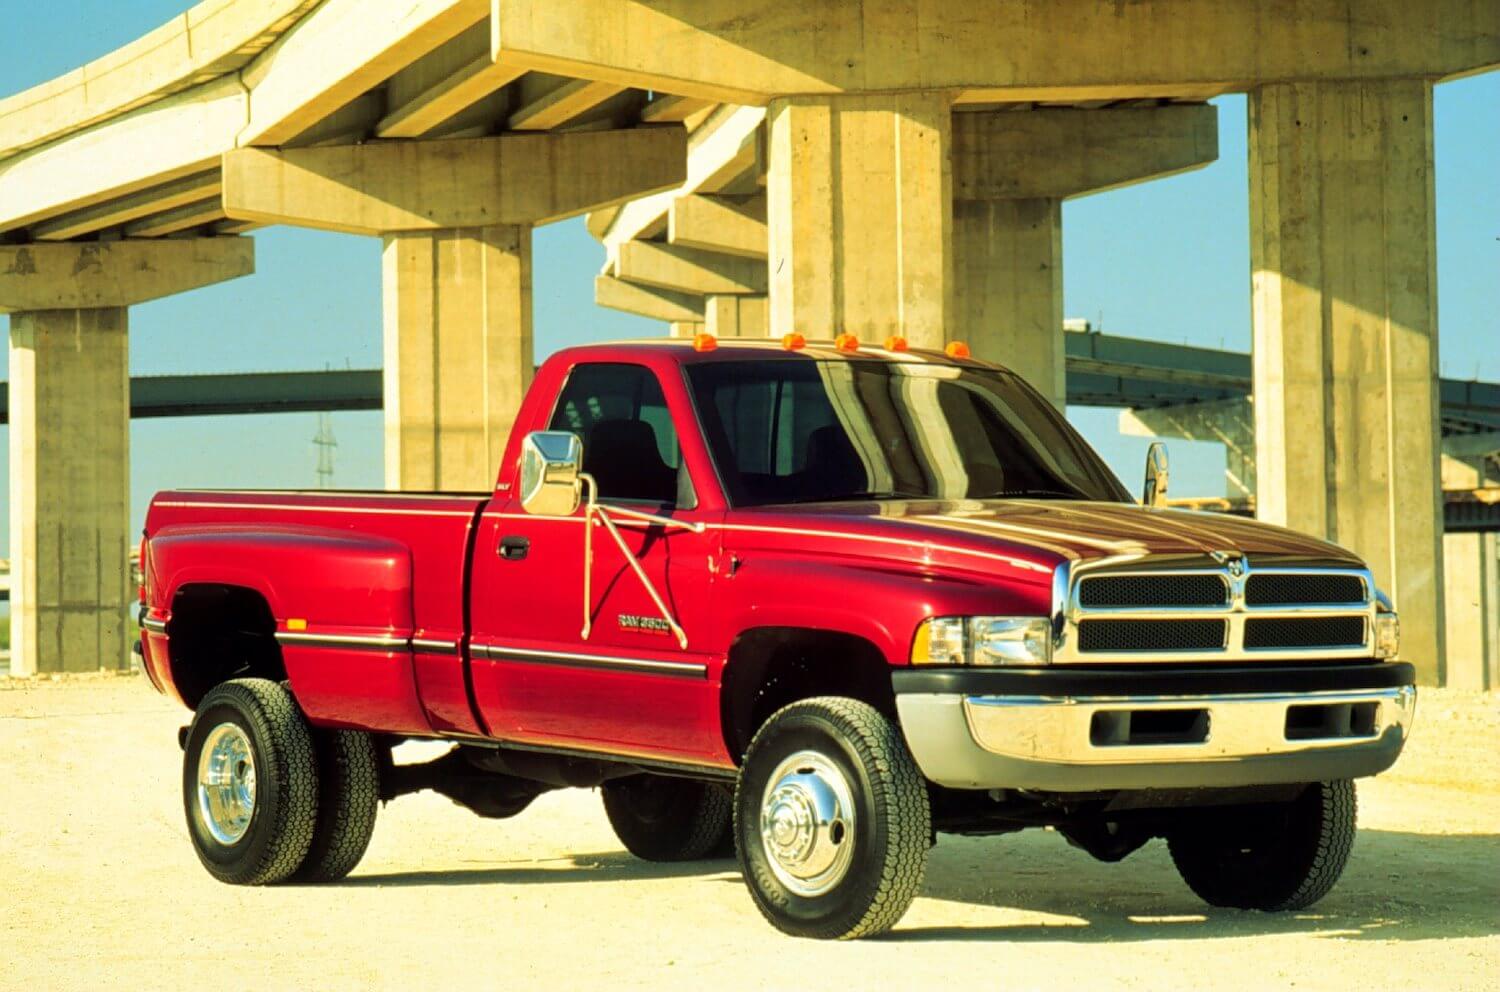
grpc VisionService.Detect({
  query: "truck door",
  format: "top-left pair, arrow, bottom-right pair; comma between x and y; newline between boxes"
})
468,361 -> 723,762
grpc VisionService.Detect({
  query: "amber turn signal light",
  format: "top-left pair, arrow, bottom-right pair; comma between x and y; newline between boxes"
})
835,333 -> 860,352
692,332 -> 718,352
945,340 -> 971,359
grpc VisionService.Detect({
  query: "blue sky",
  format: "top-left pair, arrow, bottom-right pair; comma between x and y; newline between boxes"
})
1,2 -> 1497,556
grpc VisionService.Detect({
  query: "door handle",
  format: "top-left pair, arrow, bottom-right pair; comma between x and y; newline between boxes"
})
498,535 -> 531,560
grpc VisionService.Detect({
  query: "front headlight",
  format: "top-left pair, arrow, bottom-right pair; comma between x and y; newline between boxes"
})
911,616 -> 1052,666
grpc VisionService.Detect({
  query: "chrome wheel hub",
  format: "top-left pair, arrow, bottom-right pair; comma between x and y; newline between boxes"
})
196,722 -> 256,845
759,750 -> 857,897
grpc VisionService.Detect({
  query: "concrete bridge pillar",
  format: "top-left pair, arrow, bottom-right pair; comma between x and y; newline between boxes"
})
954,199 -> 1064,405
766,92 -> 955,347
1,239 -> 253,675
383,226 -> 532,492
1249,79 -> 1445,683
704,294 -> 767,338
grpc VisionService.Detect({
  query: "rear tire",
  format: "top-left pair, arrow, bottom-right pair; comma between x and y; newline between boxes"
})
1168,779 -> 1357,911
602,775 -> 732,862
734,697 -> 930,940
182,678 -> 318,885
292,728 -> 380,882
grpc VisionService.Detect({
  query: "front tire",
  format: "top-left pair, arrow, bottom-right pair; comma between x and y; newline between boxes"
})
1167,779 -> 1357,911
734,697 -> 930,940
182,679 -> 319,885
602,775 -> 731,862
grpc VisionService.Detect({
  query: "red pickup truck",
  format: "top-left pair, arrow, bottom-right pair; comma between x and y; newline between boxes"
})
139,337 -> 1415,939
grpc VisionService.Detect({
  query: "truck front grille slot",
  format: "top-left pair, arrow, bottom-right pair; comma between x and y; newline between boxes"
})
1077,574 -> 1227,608
1245,573 -> 1366,606
1090,708 -> 1211,747
1285,702 -> 1380,740
1243,616 -> 1366,650
1077,619 -> 1226,653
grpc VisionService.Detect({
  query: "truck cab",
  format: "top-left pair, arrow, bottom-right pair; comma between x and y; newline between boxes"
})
140,337 -> 1416,939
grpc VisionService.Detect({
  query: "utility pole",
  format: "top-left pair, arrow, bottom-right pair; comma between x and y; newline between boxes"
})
313,412 -> 337,489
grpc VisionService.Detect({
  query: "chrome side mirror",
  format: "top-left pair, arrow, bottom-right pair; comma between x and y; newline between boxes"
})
1142,441 -> 1170,508
519,431 -> 583,516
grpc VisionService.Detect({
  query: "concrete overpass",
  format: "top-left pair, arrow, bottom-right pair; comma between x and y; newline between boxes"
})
1,1 -> 1497,681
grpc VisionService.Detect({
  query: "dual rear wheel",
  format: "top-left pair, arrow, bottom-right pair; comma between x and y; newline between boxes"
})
182,678 -> 379,885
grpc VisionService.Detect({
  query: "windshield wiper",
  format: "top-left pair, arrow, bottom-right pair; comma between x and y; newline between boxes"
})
970,488 -> 1080,500
782,489 -> 931,504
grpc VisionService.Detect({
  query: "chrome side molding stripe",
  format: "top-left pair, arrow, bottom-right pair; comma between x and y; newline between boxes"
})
275,630 -> 411,652
140,617 -> 168,634
475,643 -> 707,679
412,637 -> 461,655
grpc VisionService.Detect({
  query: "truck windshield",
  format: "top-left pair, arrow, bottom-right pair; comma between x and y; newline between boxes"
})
685,359 -> 1132,507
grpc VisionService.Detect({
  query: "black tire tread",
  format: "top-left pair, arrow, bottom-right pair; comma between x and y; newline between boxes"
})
187,678 -> 318,885
293,729 -> 380,882
1168,779 -> 1357,911
602,777 -> 732,862
737,696 -> 930,940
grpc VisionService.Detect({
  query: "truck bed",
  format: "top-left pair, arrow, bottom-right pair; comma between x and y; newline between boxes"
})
142,489 -> 491,736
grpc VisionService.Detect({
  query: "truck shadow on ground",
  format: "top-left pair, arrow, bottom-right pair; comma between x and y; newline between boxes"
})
340,828 -> 1499,944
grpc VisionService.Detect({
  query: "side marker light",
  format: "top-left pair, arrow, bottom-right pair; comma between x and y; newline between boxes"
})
782,333 -> 807,351
835,333 -> 860,353
945,340 -> 972,359
693,332 -> 718,352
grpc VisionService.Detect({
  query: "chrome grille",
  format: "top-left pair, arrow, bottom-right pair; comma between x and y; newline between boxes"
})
1245,573 -> 1365,606
1077,574 -> 1227,608
1052,561 -> 1376,664
1077,619 -> 1226,653
1244,616 -> 1366,650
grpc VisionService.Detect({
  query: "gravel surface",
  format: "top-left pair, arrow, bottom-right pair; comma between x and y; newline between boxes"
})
2,675 -> 1496,991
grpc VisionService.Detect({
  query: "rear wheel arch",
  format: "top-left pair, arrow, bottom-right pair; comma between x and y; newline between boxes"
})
165,583 -> 285,708
720,626 -> 898,765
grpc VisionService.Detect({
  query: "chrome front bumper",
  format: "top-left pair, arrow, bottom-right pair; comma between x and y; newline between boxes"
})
895,683 -> 1415,792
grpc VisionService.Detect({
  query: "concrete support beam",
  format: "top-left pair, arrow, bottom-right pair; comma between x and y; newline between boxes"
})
376,54 -> 526,138
669,195 -> 767,259
492,0 -> 1500,105
0,238 -> 254,314
1250,79 -> 1444,684
240,0 -> 487,146
594,275 -> 704,323
953,105 -> 1218,201
222,127 -> 687,234
384,226 -> 532,491
123,198 -> 224,238
767,93 -> 952,344
29,170 -> 222,241
508,77 -> 626,131
640,95 -> 715,124
615,241 -> 766,296
705,295 -> 767,338
4,238 -> 253,676
954,199 -> 1064,406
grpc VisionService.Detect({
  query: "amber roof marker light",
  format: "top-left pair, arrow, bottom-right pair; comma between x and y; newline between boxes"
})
692,332 -> 718,352
945,341 -> 972,359
885,336 -> 910,352
781,332 -> 807,351
835,333 -> 860,353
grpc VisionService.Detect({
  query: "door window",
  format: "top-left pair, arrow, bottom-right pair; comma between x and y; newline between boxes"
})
548,363 -> 686,505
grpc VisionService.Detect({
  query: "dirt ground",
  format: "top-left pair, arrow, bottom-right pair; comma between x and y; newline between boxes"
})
1,677 -> 1496,991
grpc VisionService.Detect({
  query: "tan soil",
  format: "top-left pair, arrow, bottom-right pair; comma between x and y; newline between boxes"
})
2,676 -> 1496,991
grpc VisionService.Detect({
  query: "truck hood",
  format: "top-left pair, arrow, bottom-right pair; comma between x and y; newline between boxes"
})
738,498 -> 1363,570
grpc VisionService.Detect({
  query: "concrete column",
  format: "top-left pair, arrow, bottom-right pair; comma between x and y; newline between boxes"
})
704,294 -> 767,338
767,93 -> 954,346
954,199 -> 1064,407
668,321 -> 704,339
383,225 -> 533,492
7,310 -> 130,674
1249,79 -> 1444,682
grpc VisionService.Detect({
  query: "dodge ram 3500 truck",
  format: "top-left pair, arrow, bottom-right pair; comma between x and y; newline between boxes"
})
140,337 -> 1415,939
